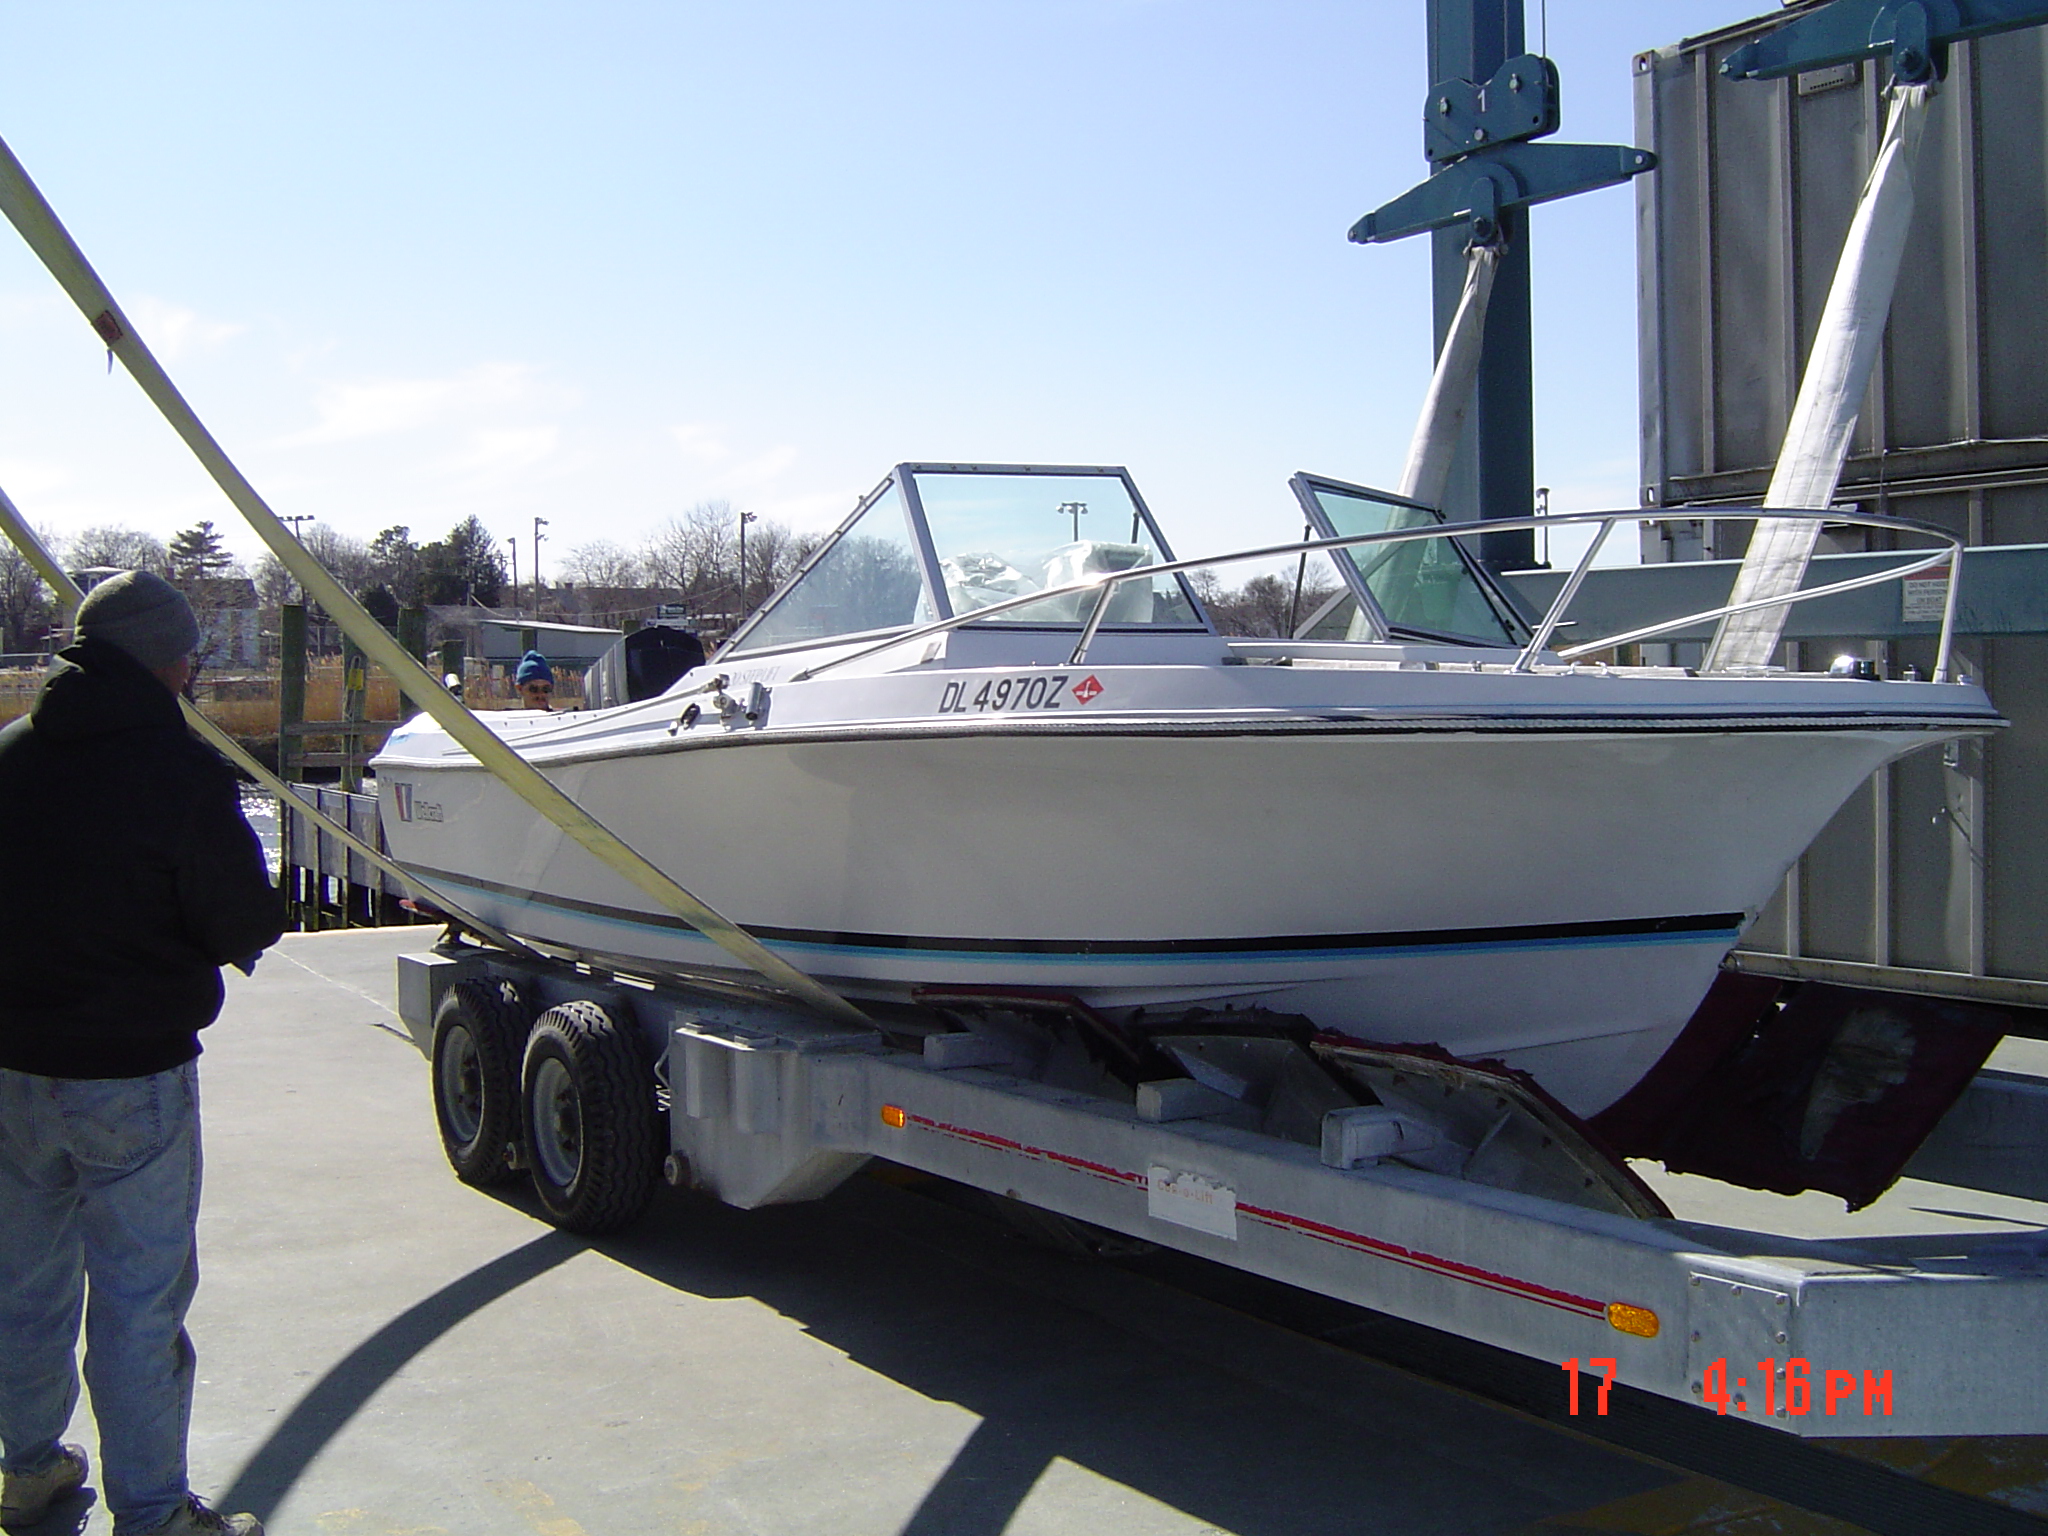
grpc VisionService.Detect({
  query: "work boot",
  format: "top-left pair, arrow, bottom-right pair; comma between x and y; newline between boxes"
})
0,1443 -> 88,1529
138,1495 -> 264,1535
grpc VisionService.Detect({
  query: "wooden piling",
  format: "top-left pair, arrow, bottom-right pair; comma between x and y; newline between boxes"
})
278,603 -> 306,784
340,638 -> 367,793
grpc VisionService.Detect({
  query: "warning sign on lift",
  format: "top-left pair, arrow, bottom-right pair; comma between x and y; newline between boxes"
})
1900,565 -> 1951,624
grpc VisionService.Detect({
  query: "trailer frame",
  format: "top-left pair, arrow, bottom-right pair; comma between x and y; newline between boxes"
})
397,941 -> 2048,1440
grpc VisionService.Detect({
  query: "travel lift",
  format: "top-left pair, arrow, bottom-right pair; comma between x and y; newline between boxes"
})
5,0 -> 2048,1441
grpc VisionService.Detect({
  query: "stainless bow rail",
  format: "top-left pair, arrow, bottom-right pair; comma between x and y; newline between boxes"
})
791,504 -> 1964,681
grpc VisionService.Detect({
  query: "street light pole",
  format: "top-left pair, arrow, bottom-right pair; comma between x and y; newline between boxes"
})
1056,501 -> 1088,541
282,513 -> 313,602
506,537 -> 518,616
533,516 -> 548,618
737,509 -> 758,612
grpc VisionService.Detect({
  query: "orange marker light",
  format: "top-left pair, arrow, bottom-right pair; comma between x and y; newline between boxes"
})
881,1105 -> 907,1129
1607,1303 -> 1659,1338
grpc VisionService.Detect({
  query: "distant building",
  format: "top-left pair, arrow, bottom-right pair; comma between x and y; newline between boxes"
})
424,606 -> 623,673
182,577 -> 263,670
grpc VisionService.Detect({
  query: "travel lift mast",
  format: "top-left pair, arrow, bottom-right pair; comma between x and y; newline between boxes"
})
1353,1 -> 1653,571
1362,0 -> 2048,603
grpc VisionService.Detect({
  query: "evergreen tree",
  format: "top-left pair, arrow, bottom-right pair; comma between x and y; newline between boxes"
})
419,515 -> 506,605
369,526 -> 423,605
357,583 -> 401,630
166,520 -> 237,582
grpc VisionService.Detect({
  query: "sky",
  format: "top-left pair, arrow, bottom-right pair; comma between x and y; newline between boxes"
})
0,1 -> 1757,584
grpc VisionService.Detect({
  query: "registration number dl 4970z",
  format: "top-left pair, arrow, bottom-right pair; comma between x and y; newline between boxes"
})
937,674 -> 1102,714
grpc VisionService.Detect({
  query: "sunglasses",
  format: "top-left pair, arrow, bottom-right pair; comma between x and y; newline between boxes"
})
521,682 -> 553,694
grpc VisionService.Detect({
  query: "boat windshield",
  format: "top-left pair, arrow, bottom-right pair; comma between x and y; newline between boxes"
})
1292,473 -> 1526,645
727,480 -> 934,653
725,465 -> 1206,656
909,468 -> 1203,628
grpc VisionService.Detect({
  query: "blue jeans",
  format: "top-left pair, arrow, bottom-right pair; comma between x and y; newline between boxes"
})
0,1063 -> 201,1535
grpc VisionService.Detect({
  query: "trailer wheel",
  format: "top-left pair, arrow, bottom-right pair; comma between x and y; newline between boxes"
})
521,999 -> 659,1234
431,979 -> 530,1187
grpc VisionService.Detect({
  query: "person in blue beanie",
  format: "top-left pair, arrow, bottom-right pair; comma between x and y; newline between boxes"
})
513,651 -> 553,711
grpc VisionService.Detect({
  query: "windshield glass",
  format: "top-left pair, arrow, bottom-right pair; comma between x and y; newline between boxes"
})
910,470 -> 1202,627
1298,478 -> 1523,644
727,481 -> 931,653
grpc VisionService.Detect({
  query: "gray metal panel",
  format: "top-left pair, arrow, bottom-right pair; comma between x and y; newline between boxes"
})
1985,634 -> 2048,979
1638,16 -> 2048,529
1637,11 -> 2048,1001
1975,37 -> 2048,442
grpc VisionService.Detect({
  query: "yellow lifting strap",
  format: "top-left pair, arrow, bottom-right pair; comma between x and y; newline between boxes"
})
0,133 -> 873,1031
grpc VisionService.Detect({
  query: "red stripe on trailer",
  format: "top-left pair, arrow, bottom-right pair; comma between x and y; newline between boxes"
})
1239,1203 -> 1606,1318
903,1113 -> 1145,1187
897,1111 -> 1606,1319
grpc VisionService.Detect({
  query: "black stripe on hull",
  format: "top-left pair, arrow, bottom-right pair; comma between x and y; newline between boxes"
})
408,865 -> 1742,960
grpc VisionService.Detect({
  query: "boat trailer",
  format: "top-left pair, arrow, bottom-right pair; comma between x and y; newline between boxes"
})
397,939 -> 2048,1441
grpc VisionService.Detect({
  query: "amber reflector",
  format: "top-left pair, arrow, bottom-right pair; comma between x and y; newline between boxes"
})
1607,1303 -> 1659,1338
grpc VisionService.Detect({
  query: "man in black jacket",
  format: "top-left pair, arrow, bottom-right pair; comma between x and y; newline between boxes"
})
0,571 -> 283,1536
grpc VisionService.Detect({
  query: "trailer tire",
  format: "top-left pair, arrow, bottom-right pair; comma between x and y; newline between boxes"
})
430,979 -> 530,1187
521,999 -> 659,1234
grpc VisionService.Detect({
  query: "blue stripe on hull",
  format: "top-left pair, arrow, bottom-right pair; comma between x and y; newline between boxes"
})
416,870 -> 1742,969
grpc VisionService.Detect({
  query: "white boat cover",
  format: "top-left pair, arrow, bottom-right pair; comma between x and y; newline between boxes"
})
1398,241 -> 1500,510
1705,82 -> 1936,672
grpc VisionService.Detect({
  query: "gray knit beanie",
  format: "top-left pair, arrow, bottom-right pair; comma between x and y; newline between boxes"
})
75,570 -> 201,671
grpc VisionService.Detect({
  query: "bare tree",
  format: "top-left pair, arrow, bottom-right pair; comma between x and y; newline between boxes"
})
641,500 -> 738,597
254,522 -> 378,608
302,524 -> 376,592
65,525 -> 169,578
1198,569 -> 1343,637
562,538 -> 643,589
252,550 -> 295,608
735,519 -> 820,610
0,540 -> 56,654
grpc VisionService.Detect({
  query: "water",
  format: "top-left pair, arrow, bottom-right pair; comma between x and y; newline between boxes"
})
241,787 -> 283,877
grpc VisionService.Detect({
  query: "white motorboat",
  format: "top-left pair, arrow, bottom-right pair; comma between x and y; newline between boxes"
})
373,463 -> 1999,1115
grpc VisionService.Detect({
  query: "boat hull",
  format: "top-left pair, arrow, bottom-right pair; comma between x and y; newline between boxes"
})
378,721 -> 1937,1114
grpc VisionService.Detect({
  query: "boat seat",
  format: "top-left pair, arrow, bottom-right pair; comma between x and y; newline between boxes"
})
941,542 -> 1158,624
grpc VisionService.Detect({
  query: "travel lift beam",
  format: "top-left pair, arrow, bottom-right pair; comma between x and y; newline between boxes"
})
1705,0 -> 2048,670
1351,1 -> 1653,569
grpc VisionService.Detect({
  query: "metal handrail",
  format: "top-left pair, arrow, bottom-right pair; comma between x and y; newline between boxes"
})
790,504 -> 1966,683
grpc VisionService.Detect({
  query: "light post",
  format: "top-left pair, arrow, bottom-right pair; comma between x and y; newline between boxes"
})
737,509 -> 758,613
532,516 -> 548,617
506,537 -> 519,615
1056,501 -> 1088,541
282,513 -> 313,603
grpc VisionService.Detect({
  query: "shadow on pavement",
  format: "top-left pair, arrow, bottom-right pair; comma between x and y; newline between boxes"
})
212,1156 -> 1660,1535
557,1175 -> 1659,1535
217,1232 -> 584,1520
